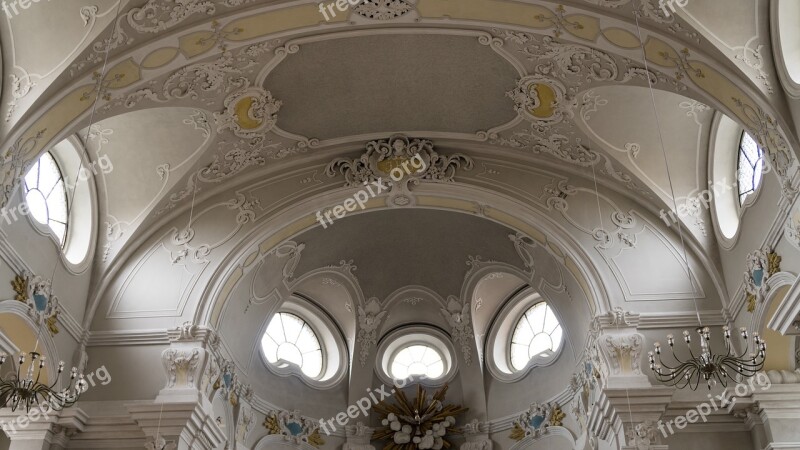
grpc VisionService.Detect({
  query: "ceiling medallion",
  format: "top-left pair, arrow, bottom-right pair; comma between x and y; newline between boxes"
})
353,0 -> 413,20
648,326 -> 766,390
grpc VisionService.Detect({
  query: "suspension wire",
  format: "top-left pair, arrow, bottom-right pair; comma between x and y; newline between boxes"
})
49,0 -> 124,286
632,13 -> 703,326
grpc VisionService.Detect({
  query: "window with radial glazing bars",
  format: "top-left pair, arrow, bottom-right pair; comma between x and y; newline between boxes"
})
737,132 -> 764,205
23,152 -> 69,245
390,344 -> 445,379
510,302 -> 563,371
261,312 -> 324,378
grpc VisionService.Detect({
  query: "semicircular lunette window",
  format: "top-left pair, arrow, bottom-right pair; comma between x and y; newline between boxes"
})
510,302 -> 563,371
390,344 -> 445,380
737,132 -> 765,205
262,312 -> 323,378
23,152 -> 69,244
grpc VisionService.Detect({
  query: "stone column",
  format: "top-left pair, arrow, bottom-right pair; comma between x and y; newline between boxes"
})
343,422 -> 375,450
0,407 -> 86,450
750,382 -> 800,449
591,309 -> 673,450
127,322 -> 225,450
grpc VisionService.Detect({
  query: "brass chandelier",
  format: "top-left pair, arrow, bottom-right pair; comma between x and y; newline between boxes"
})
648,325 -> 766,390
0,351 -> 87,412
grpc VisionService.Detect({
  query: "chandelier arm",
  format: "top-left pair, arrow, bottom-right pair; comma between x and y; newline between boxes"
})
655,354 -> 682,371
712,368 -> 729,388
722,356 -> 765,370
660,361 -> 697,383
733,341 -> 751,360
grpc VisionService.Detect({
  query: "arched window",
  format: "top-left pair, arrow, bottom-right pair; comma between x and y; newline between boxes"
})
261,312 -> 323,378
510,302 -> 563,371
389,344 -> 445,380
737,132 -> 765,205
23,152 -> 69,244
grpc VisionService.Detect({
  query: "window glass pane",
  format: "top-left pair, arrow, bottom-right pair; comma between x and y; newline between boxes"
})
38,153 -> 61,196
390,344 -> 444,380
737,132 -> 764,205
262,313 -> 323,378
510,303 -> 563,371
22,152 -> 69,244
25,189 -> 49,225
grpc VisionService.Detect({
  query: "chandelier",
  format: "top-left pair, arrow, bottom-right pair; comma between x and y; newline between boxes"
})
0,351 -> 87,412
648,325 -> 766,390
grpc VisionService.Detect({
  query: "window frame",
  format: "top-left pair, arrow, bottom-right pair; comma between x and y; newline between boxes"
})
508,302 -> 564,372
388,342 -> 446,381
22,151 -> 70,247
484,288 -> 566,383
375,326 -> 457,387
17,136 -> 98,274
258,297 -> 348,390
261,311 -> 326,380
736,131 -> 765,208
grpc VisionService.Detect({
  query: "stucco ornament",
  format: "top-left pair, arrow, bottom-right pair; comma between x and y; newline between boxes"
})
510,402 -> 560,440
625,421 -> 660,450
785,204 -> 800,251
358,297 -> 388,366
508,74 -> 575,126
440,296 -> 474,365
353,0 -> 414,19
743,247 -> 780,312
145,436 -> 177,450
326,135 -> 474,188
214,86 -> 282,138
12,271 -> 61,335
263,410 -> 325,448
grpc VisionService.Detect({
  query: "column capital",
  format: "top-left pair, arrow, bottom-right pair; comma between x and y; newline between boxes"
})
127,401 -> 225,450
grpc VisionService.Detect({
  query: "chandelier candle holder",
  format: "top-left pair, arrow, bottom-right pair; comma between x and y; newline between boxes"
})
648,326 -> 766,390
0,351 -> 87,412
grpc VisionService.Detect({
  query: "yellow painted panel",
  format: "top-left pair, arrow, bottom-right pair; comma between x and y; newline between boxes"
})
243,250 -> 260,268
179,31 -> 218,59
258,215 -> 318,254
141,47 -> 179,69
565,14 -> 600,41
547,241 -> 564,258
21,85 -> 96,160
416,195 -> 482,213
602,27 -> 641,49
565,257 -> 594,314
104,59 -> 141,90
0,313 -> 49,383
224,5 -> 347,41
763,285 -> 792,371
417,0 -> 555,29
530,83 -> 556,118
484,207 -> 547,244
643,37 -> 680,68
234,97 -> 262,129
211,267 -> 243,323
687,60 -> 757,126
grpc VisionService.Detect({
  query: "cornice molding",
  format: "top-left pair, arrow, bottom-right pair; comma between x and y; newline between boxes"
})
87,329 -> 170,346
